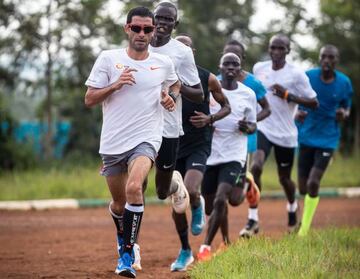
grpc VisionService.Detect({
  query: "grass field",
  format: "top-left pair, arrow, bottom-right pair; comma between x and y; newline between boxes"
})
189,228 -> 360,279
0,154 -> 359,201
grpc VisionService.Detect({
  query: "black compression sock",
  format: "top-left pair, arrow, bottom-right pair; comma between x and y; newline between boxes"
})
123,203 -> 144,254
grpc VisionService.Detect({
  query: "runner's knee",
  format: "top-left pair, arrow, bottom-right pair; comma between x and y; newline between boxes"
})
307,179 -> 320,197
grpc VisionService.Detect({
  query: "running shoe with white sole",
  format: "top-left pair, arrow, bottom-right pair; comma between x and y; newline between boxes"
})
170,249 -> 194,272
132,243 -> 142,271
115,252 -> 136,278
239,219 -> 259,238
171,171 -> 190,214
197,245 -> 212,262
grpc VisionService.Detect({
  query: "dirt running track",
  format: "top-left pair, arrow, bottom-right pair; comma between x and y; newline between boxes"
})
0,198 -> 359,279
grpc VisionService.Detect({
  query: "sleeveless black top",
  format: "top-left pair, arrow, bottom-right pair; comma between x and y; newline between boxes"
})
178,66 -> 213,158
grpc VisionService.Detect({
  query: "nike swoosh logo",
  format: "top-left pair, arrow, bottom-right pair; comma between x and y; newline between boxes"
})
230,172 -> 238,176
163,164 -> 173,169
192,163 -> 204,167
280,163 -> 290,167
150,66 -> 160,70
322,152 -> 331,157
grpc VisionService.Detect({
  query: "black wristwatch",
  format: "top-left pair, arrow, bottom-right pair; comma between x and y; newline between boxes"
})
168,91 -> 178,102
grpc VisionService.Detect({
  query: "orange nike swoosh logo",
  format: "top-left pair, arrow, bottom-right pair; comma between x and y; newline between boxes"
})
150,66 -> 160,70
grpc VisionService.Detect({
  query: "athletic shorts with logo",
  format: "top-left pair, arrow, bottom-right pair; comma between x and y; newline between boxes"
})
201,161 -> 246,196
257,130 -> 294,170
298,144 -> 334,178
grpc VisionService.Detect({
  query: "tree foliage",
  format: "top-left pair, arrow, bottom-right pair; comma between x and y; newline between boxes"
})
1,0 -> 359,168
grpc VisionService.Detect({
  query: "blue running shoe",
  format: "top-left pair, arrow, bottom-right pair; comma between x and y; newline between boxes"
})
170,249 -> 194,272
115,252 -> 136,278
117,235 -> 124,256
191,195 -> 206,235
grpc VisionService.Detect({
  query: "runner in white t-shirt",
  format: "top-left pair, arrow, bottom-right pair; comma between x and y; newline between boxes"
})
131,3 -> 204,273
197,53 -> 257,261
85,7 -> 180,278
249,34 -> 318,235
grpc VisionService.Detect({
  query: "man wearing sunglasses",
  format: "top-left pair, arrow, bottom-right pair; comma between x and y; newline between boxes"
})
85,6 -> 180,278
251,34 -> 318,234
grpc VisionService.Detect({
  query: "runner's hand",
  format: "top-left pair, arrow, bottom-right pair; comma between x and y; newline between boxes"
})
271,83 -> 287,99
336,108 -> 346,122
295,110 -> 308,123
189,111 -> 210,128
160,89 -> 176,111
112,68 -> 137,91
238,116 -> 249,133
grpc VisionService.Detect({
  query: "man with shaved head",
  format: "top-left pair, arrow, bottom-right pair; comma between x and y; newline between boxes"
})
296,44 -> 353,236
171,34 -> 231,269
197,52 -> 257,260
251,34 -> 319,233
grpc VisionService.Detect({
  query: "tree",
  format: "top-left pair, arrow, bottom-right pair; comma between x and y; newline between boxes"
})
1,0 -> 125,160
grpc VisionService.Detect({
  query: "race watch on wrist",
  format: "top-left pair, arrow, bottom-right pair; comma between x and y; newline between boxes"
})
168,91 -> 178,103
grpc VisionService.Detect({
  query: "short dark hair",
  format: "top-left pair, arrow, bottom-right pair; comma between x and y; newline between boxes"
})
126,6 -> 155,25
225,39 -> 245,53
156,2 -> 178,19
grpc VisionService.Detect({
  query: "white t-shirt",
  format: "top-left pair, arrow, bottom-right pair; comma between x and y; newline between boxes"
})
85,48 -> 178,155
207,82 -> 257,167
253,61 -> 317,147
149,38 -> 200,138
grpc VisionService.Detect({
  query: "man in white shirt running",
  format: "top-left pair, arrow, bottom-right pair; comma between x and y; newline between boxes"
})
132,2 -> 205,272
197,52 -> 257,261
85,7 -> 180,278
250,34 -> 318,233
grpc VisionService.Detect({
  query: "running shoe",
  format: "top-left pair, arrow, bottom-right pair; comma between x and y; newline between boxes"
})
245,172 -> 260,207
117,234 -> 124,256
191,195 -> 206,235
239,219 -> 259,238
115,252 -> 136,278
288,211 -> 298,233
197,245 -> 212,262
132,243 -> 142,271
170,249 -> 194,272
171,171 -> 190,214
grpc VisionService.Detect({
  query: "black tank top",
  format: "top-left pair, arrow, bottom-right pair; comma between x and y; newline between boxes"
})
178,66 -> 212,158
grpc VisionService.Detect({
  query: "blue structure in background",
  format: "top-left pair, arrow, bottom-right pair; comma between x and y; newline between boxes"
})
11,121 -> 71,158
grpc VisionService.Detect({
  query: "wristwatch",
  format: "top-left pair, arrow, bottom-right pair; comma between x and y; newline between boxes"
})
168,91 -> 178,102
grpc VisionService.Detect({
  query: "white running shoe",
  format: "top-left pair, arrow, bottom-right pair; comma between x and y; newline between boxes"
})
171,171 -> 190,213
132,243 -> 142,271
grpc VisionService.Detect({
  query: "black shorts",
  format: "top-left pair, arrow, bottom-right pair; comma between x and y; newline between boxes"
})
201,161 -> 245,196
298,144 -> 334,178
155,137 -> 179,171
257,130 -> 295,170
175,149 -> 208,176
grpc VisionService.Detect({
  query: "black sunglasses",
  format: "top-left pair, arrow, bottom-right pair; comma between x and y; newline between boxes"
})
128,24 -> 155,34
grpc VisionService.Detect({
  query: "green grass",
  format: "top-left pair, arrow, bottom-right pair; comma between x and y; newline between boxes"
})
189,228 -> 360,279
0,154 -> 359,201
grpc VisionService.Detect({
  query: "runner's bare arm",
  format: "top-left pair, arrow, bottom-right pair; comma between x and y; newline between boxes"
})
256,96 -> 271,121
180,82 -> 204,104
189,73 -> 230,128
271,83 -> 319,109
85,68 -> 137,107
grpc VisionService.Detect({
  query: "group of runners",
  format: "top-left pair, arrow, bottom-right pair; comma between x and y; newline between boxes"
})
85,3 -> 353,278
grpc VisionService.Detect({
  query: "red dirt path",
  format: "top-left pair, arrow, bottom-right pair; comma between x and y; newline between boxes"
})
0,198 -> 359,279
